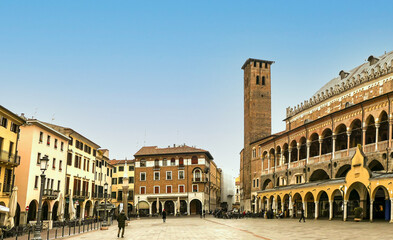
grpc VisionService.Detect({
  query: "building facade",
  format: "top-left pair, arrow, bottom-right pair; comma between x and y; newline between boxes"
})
242,51 -> 393,222
233,176 -> 240,210
17,120 -> 69,227
134,145 -> 219,216
0,106 -> 25,225
109,159 -> 135,216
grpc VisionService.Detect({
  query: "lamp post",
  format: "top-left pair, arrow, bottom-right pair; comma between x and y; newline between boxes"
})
32,155 -> 49,240
137,196 -> 140,218
103,182 -> 108,227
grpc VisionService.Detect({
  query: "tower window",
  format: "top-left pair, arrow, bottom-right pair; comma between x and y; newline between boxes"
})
265,63 -> 268,68
262,76 -> 266,85
254,61 -> 256,67
256,76 -> 260,85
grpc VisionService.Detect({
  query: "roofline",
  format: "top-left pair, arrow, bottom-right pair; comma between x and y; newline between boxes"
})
241,58 -> 275,70
252,91 -> 393,147
134,151 -> 214,160
27,120 -> 71,141
0,105 -> 26,125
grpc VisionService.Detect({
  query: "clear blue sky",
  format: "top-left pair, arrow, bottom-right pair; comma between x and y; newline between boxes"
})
1,1 -> 393,178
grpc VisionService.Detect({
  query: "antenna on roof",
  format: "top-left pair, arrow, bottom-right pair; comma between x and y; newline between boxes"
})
32,108 -> 38,119
51,113 -> 55,123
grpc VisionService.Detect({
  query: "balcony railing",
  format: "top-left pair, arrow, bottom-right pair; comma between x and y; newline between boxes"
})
43,189 -> 60,200
92,192 -> 104,199
153,165 -> 160,170
0,151 -> 20,165
192,177 -> 207,183
73,190 -> 89,199
178,164 -> 185,169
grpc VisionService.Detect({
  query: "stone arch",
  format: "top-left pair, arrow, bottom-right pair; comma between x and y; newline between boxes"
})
269,195 -> 276,211
262,178 -> 273,190
276,146 -> 282,165
304,192 -> 315,219
349,119 -> 362,148
365,114 -> 376,144
189,199 -> 202,215
262,151 -> 268,169
292,193 -> 303,217
379,110 -> 389,141
84,200 -> 92,218
372,186 -> 390,221
334,124 -> 347,151
317,190 -> 329,218
269,148 -> 275,167
345,182 -> 371,220
335,164 -> 351,178
282,143 -> 289,164
309,169 -> 330,182
331,189 -> 343,219
282,194 -> 290,217
164,200 -> 175,215
321,128 -> 333,154
309,133 -> 319,157
276,195 -> 282,212
368,159 -> 384,171
290,140 -> 298,162
52,201 -> 59,221
299,137 -> 307,160
193,167 -> 203,181
152,200 -> 162,214
42,200 -> 50,221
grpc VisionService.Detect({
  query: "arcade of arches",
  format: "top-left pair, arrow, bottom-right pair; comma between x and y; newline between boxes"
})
257,146 -> 393,222
137,198 -> 202,216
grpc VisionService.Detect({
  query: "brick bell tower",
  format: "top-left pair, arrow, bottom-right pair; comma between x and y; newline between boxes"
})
241,58 -> 273,210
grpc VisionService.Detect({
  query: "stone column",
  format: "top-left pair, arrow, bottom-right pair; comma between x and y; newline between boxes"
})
280,152 -> 284,166
48,211 -> 53,229
289,196 -> 293,218
346,130 -> 351,156
267,199 -> 270,211
332,134 -> 337,159
149,202 -> 152,215
314,201 -> 318,219
343,200 -> 348,221
375,123 -> 380,151
319,137 -> 323,159
80,205 -> 85,220
303,202 -> 306,218
297,144 -> 300,162
362,127 -> 367,151
329,200 -> 333,220
306,141 -> 311,164
370,200 -> 374,222
187,201 -> 190,215
288,148 -> 292,169
156,197 -> 160,214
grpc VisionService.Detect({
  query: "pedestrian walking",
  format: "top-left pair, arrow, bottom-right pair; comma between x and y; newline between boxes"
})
162,209 -> 167,223
299,208 -> 305,222
117,210 -> 127,238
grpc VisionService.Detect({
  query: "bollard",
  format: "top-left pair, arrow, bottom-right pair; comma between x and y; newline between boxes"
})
73,222 -> 76,235
79,222 -> 81,234
28,229 -> 31,240
62,225 -> 64,237
82,222 -> 84,233
68,224 -> 71,236
55,227 -> 57,239
47,228 -> 50,240
15,226 -> 18,240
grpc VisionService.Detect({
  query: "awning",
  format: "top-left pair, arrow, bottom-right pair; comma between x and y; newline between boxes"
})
0,205 -> 10,213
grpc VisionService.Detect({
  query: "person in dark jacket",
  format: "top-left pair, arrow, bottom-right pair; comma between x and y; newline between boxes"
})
162,209 -> 167,223
299,208 -> 305,222
117,210 -> 127,238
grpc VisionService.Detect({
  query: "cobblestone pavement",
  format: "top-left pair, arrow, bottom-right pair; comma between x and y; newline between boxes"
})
64,216 -> 393,240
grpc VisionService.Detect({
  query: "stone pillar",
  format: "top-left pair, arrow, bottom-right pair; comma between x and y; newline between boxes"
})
375,123 -> 380,151
306,141 -> 311,164
343,200 -> 348,221
187,201 -> 190,215
362,127 -> 367,151
149,202 -> 152,215
318,137 -> 323,158
288,148 -> 292,169
332,134 -> 337,159
267,199 -> 270,211
289,196 -> 293,218
280,152 -> 284,166
370,200 -> 374,222
315,201 -> 318,219
303,202 -> 306,218
297,144 -> 301,162
80,206 -> 85,220
346,130 -> 351,156
48,211 -> 53,229
157,197 -> 160,214
177,196 -> 180,215
329,200 -> 333,220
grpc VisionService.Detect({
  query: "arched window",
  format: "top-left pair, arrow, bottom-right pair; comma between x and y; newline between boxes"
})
256,76 -> 260,85
193,168 -> 202,181
262,76 -> 266,85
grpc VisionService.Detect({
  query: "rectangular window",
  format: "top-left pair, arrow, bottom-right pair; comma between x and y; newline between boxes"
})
192,157 -> 198,165
154,186 -> 160,194
34,176 -> 39,188
118,177 -> 123,184
112,178 -> 117,184
52,158 -> 56,169
10,122 -> 18,133
1,117 -> 8,128
39,132 -> 43,143
140,160 -> 146,167
154,172 -> 160,180
179,185 -> 185,193
166,171 -> 172,180
166,185 -> 172,193
119,166 -> 124,172
93,149 -> 96,156
74,155 -> 78,168
59,160 -> 62,171
154,159 -> 159,167
47,135 -> 50,146
113,167 -> 117,173
162,159 -> 167,166
54,139 -> 58,149
67,152 -> 72,165
129,177 -> 134,183
69,137 -> 73,146
192,184 -> 198,192
129,166 -> 134,171
140,186 -> 146,194
111,192 -> 117,199
61,142 -> 64,151
57,180 -> 61,191
256,179 -> 259,187
179,158 -> 184,166
253,179 -> 255,188
178,170 -> 184,180
37,152 -> 41,164
171,158 -> 175,166
140,172 -> 146,181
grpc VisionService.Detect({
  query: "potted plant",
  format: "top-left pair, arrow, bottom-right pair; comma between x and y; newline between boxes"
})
354,207 -> 363,222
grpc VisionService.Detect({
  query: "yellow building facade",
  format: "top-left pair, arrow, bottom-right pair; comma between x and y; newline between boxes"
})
110,159 -> 134,215
0,105 -> 25,224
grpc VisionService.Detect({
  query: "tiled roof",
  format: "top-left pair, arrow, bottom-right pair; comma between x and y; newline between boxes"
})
134,145 -> 213,159
109,159 -> 135,165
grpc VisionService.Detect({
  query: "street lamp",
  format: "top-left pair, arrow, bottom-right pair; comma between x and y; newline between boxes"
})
32,155 -> 49,240
103,182 -> 108,227
137,196 -> 140,218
